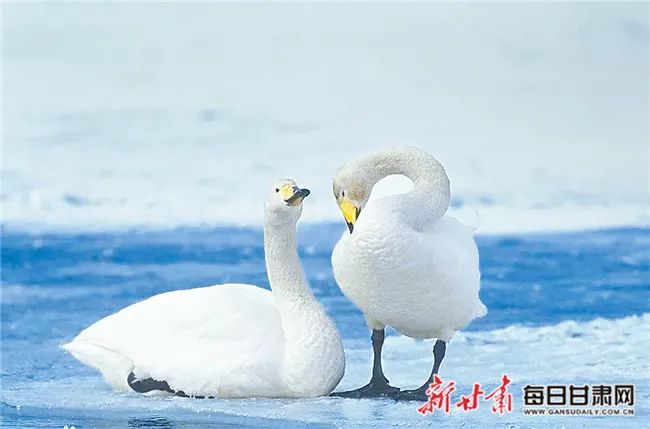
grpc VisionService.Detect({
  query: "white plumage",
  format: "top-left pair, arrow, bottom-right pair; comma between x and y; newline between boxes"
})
333,215 -> 486,342
63,180 -> 345,398
332,147 -> 487,342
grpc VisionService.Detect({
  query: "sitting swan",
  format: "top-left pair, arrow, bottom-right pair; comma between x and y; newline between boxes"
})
330,147 -> 487,400
63,180 -> 345,398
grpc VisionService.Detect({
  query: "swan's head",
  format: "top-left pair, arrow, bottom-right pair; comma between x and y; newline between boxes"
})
265,179 -> 311,225
332,168 -> 372,233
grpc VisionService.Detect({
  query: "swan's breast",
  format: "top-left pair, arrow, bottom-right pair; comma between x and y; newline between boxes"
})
333,215 -> 484,338
280,314 -> 345,397
332,209 -> 411,299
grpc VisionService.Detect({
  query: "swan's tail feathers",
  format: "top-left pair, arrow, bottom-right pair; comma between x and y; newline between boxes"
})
61,338 -> 133,392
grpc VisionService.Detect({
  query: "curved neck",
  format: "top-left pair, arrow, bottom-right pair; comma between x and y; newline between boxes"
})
263,221 -> 320,320
361,147 -> 450,227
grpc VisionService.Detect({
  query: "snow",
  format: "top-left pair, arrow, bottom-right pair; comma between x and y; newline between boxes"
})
3,2 -> 649,234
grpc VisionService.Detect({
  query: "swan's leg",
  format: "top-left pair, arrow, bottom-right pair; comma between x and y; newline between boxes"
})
396,340 -> 446,401
127,372 -> 180,395
331,329 -> 399,398
127,372 -> 215,399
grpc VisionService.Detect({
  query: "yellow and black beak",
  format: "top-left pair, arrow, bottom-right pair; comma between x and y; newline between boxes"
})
338,197 -> 360,233
282,185 -> 311,206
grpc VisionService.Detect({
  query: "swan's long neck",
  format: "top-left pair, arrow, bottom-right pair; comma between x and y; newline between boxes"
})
362,147 -> 451,228
264,218 -> 342,393
263,221 -> 324,325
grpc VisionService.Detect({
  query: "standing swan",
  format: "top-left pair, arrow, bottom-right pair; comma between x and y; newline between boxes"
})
330,147 -> 487,400
63,180 -> 345,398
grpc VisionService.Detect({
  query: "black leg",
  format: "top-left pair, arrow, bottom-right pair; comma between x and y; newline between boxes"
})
396,340 -> 446,401
331,329 -> 399,398
127,373 -> 214,399
128,372 -> 178,394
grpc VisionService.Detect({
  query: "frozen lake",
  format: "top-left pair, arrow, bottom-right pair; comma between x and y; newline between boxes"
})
1,225 -> 648,428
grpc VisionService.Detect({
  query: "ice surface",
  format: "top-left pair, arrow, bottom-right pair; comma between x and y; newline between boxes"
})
1,227 -> 648,427
2,315 -> 648,428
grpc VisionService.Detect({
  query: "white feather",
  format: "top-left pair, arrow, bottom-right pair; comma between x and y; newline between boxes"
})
332,148 -> 487,342
63,180 -> 345,398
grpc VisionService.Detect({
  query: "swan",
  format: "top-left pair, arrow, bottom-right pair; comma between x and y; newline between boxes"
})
329,147 -> 487,401
62,180 -> 345,398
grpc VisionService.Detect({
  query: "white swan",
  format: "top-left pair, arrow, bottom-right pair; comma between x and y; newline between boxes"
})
62,180 -> 345,398
330,147 -> 487,400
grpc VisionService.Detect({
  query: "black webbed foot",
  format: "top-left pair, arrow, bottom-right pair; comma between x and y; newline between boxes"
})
396,340 -> 447,402
128,372 -> 176,394
127,372 -> 214,399
395,385 -> 429,401
331,379 -> 400,399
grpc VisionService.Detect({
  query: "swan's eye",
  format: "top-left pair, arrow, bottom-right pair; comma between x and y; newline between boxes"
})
341,190 -> 345,197
275,188 -> 280,193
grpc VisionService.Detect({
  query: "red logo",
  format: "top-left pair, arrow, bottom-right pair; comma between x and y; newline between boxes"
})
484,375 -> 513,414
417,375 -> 456,415
418,374 -> 513,415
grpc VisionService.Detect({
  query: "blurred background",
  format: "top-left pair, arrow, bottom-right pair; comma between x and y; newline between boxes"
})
4,2 -> 648,233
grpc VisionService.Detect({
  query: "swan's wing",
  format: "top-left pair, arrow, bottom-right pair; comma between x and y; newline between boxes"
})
63,284 -> 285,397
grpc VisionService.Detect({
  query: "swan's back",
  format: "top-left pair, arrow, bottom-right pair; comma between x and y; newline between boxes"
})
63,284 -> 285,397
